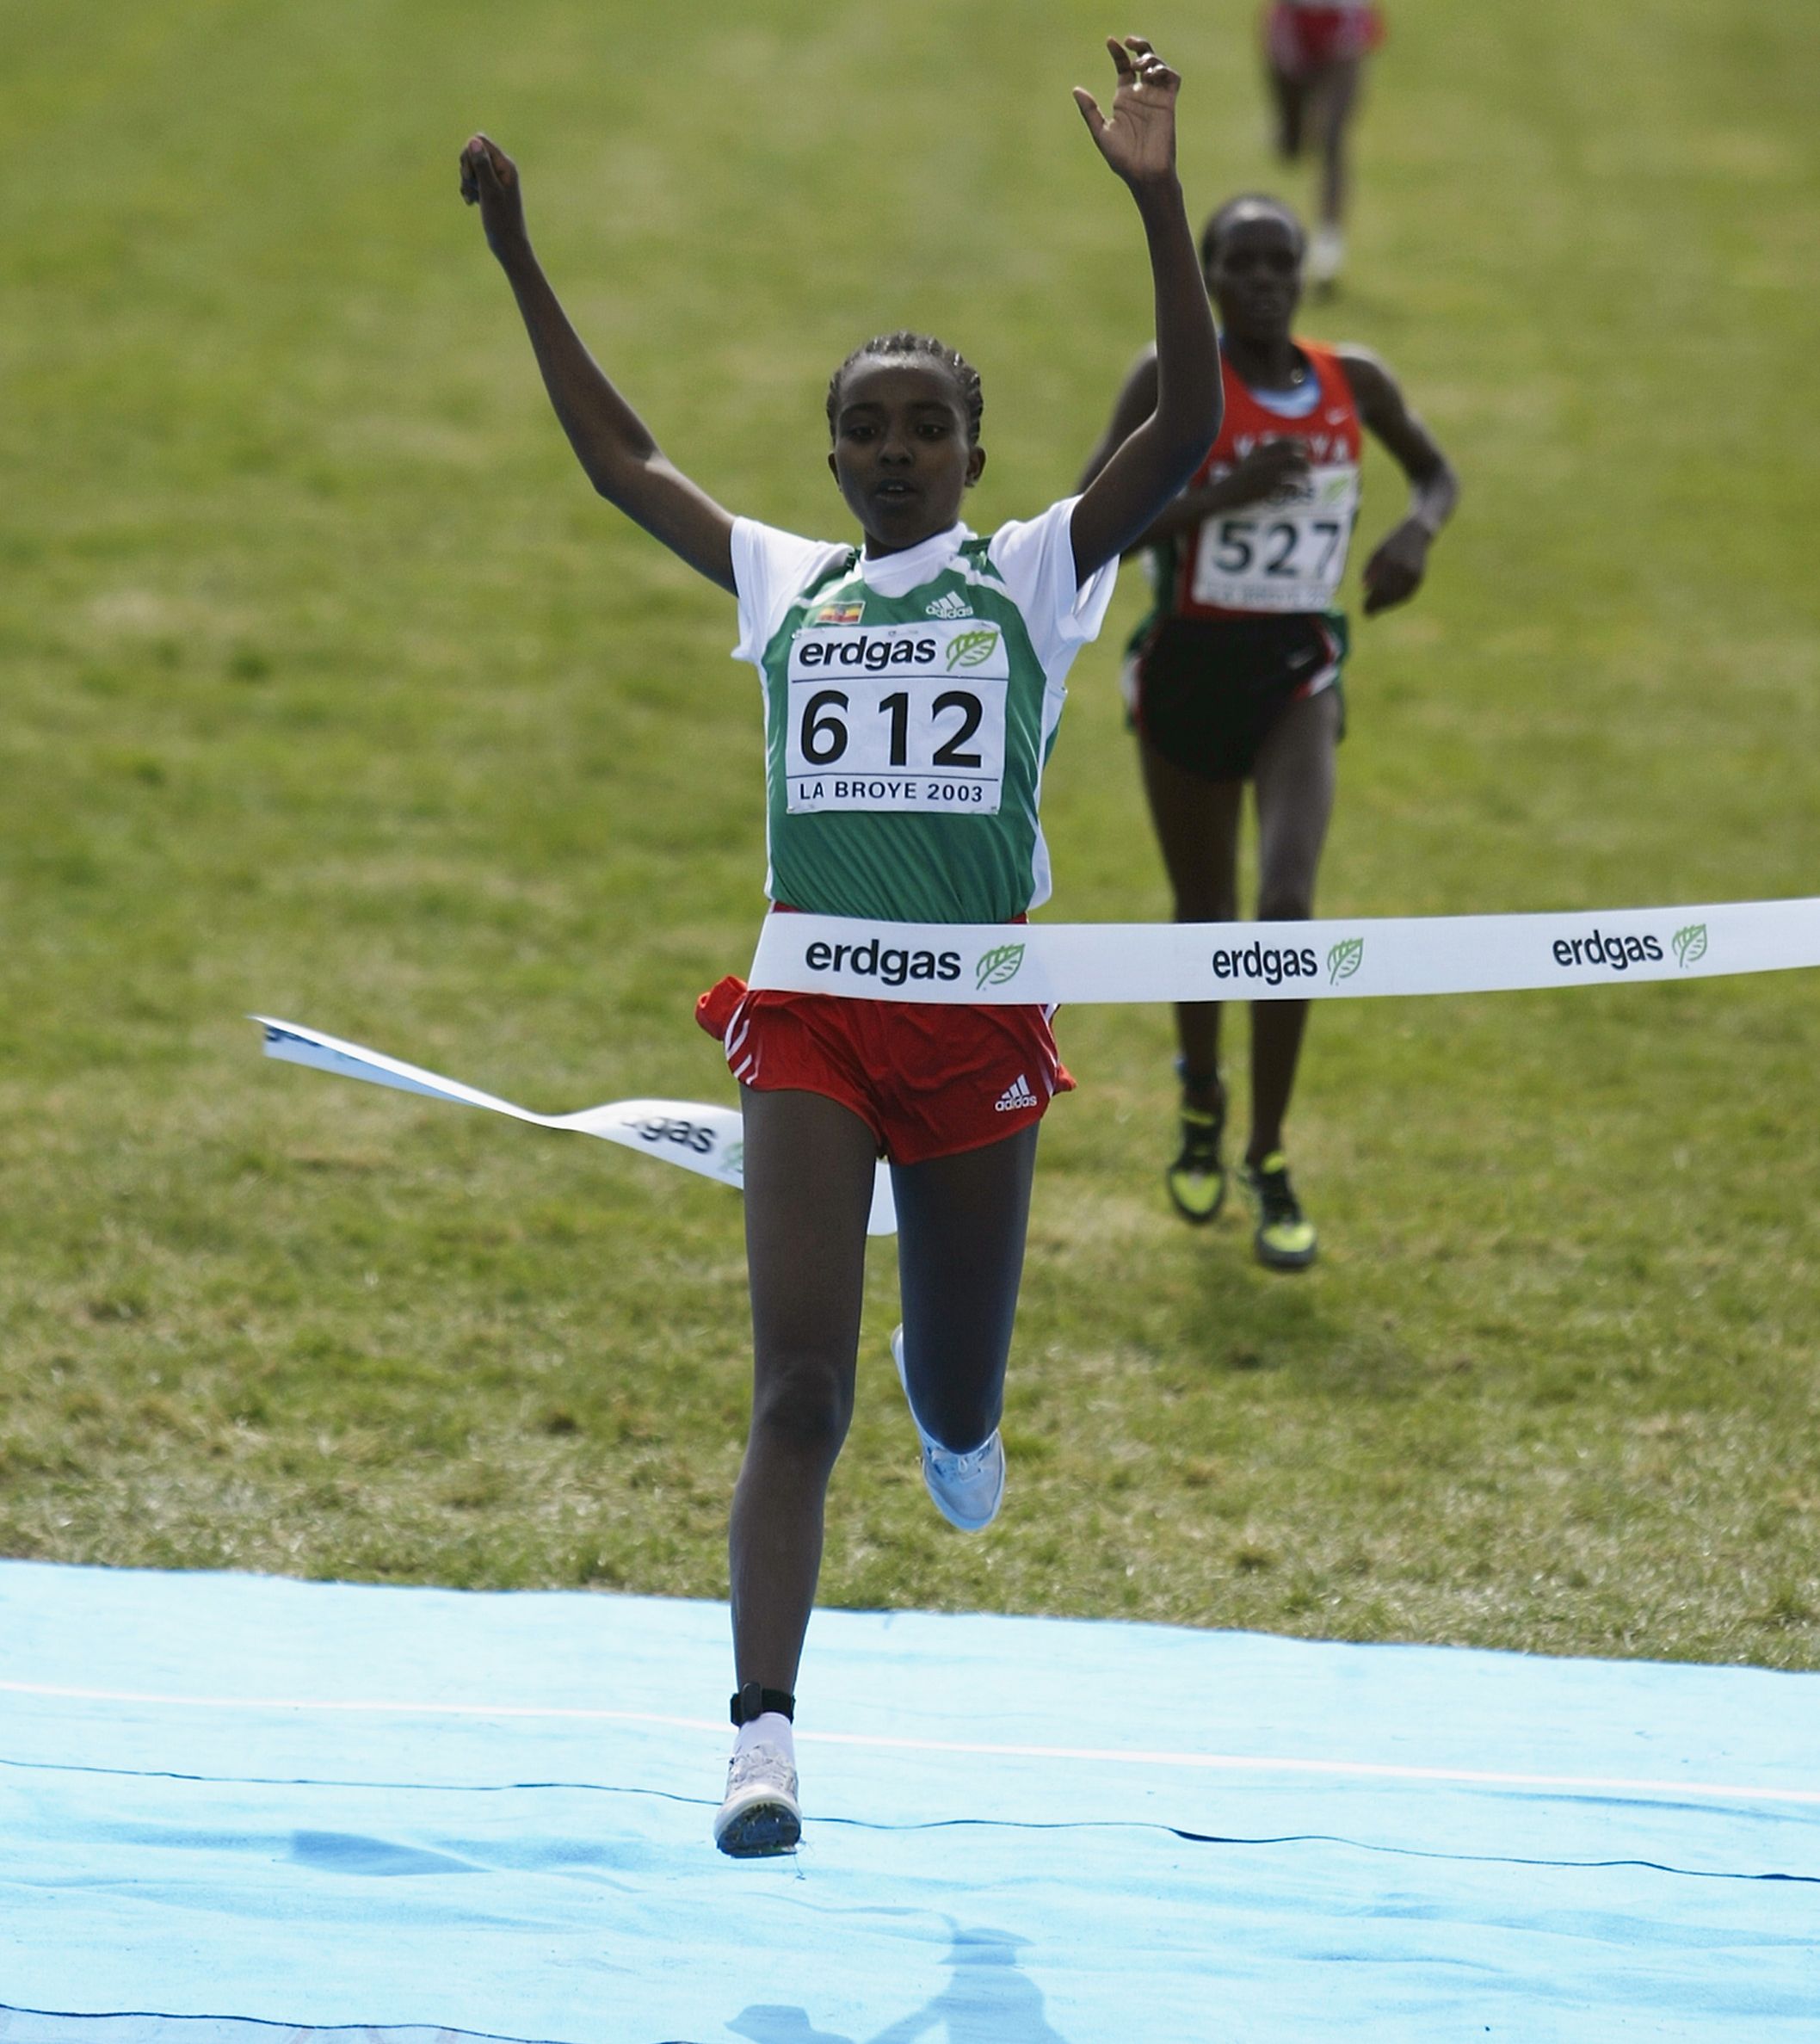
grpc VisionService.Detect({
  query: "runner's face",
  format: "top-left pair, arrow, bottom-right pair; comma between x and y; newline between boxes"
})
828,357 -> 984,556
1206,216 -> 1304,343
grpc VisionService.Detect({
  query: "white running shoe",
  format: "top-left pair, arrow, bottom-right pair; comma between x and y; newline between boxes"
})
890,1325 -> 1006,1532
1309,224 -> 1345,291
713,1742 -> 801,1858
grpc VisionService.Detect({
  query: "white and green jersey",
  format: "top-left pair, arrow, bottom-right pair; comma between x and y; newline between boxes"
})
731,502 -> 1117,923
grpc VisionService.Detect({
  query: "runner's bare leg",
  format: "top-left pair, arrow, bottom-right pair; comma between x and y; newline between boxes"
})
892,1124 -> 1040,1452
731,1087 -> 877,1694
1139,735 -> 1245,1113
1267,56 -> 1307,159
1311,56 -> 1365,237
1248,687 -> 1342,1162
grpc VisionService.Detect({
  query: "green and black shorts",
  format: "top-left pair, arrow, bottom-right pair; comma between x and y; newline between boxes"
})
1121,612 -> 1348,783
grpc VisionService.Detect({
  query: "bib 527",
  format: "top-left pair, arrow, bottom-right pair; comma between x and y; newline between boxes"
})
1191,465 -> 1360,614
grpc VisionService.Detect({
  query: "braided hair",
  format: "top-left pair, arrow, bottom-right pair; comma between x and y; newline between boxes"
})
1199,194 -> 1306,272
825,332 -> 984,445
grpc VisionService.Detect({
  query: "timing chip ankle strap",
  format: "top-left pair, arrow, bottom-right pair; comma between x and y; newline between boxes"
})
731,1682 -> 796,1726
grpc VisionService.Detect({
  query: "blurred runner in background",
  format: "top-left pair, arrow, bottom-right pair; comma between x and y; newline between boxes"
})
1262,0 -> 1386,291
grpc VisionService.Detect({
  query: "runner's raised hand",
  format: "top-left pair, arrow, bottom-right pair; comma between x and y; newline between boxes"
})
460,133 -> 528,260
1073,37 -> 1181,185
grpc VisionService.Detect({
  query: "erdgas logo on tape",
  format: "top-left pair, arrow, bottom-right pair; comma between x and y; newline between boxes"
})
975,942 -> 1027,991
802,935 -> 962,987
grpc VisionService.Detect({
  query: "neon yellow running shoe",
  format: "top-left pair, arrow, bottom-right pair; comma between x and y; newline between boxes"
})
1240,1152 -> 1317,1270
1166,1104 -> 1226,1225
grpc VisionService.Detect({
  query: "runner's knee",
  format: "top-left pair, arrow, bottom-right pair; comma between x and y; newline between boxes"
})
750,1353 -> 854,1463
910,1376 -> 1000,1457
1173,884 -> 1238,924
1257,880 -> 1315,923
901,1335 -> 1005,1455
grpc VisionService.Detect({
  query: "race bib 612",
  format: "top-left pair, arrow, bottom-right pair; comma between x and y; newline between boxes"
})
784,621 -> 1011,815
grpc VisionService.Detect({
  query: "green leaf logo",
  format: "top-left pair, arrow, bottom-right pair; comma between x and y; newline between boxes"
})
1672,923 -> 1708,969
722,1139 -> 743,1183
1327,936 -> 1365,985
946,627 -> 1001,670
976,941 -> 1026,990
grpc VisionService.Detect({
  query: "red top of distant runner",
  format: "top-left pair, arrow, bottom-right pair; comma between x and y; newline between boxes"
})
1265,2 -> 1387,78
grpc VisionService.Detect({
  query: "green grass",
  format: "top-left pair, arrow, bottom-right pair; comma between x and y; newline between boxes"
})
3,0 -> 1818,1668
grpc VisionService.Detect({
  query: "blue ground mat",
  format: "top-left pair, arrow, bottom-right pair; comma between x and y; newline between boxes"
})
1,1561 -> 1816,2041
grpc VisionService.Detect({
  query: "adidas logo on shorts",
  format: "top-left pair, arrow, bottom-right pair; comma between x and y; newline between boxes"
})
994,1073 -> 1039,1113
925,590 -> 973,620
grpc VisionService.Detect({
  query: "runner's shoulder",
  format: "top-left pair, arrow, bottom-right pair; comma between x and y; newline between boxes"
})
1329,343 -> 1403,412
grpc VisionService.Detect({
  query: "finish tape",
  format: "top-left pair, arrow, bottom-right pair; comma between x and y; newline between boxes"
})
254,1017 -> 900,1237
256,898 -> 1816,1230
748,897 -> 1820,1006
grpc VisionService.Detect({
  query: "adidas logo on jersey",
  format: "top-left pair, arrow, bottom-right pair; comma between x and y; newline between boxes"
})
994,1073 -> 1039,1113
925,590 -> 973,620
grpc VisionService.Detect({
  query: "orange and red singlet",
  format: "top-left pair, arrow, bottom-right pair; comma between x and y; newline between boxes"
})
1163,342 -> 1363,622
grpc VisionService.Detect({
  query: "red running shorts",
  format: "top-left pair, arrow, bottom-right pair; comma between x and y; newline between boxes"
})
1264,1 -> 1387,76
695,975 -> 1073,1166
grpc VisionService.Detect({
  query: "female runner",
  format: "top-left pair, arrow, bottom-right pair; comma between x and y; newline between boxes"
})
1261,0 -> 1387,290
460,37 -> 1220,1856
1078,193 -> 1456,1269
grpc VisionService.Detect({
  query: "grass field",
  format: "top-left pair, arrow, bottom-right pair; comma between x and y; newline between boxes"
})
4,0 -> 1818,1670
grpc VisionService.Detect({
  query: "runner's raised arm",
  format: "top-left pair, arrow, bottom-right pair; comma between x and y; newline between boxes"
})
460,134 -> 737,592
1068,40 -> 1223,584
